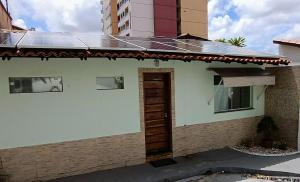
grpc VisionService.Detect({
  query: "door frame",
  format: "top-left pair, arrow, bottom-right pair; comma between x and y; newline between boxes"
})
138,68 -> 175,160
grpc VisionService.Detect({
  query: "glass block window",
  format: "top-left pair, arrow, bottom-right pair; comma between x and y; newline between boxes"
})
96,76 -> 124,90
9,77 -> 63,93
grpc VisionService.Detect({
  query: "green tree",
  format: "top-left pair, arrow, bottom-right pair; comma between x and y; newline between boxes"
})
228,36 -> 246,47
215,38 -> 227,43
215,36 -> 247,47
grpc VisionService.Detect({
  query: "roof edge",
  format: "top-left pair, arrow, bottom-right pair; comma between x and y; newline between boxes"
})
273,40 -> 300,48
0,48 -> 291,65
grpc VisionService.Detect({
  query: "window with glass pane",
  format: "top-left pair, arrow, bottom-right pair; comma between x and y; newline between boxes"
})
214,76 -> 252,113
9,77 -> 63,93
96,76 -> 124,90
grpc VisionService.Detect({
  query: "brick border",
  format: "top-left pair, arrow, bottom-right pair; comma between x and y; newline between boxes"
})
0,132 -> 145,182
138,68 -> 176,157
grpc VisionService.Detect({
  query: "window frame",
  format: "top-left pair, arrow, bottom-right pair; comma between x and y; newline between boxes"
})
213,75 -> 254,114
96,76 -> 125,90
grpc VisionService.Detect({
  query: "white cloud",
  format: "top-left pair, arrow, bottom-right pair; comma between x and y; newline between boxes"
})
12,18 -> 27,29
276,24 -> 300,40
208,0 -> 300,53
8,0 -> 101,32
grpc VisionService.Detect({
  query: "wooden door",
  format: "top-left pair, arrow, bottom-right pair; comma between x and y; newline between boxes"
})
143,73 -> 172,156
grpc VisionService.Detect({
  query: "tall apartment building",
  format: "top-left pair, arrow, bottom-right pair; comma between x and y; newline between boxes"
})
101,0 -> 208,38
101,0 -> 118,35
0,0 -> 26,31
0,0 -> 12,30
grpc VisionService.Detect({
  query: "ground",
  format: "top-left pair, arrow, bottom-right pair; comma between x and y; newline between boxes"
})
179,174 -> 273,182
178,174 -> 300,182
49,148 -> 300,182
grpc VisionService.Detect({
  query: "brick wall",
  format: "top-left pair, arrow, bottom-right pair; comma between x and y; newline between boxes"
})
173,117 -> 261,157
0,116 -> 261,182
266,66 -> 300,148
0,133 -> 145,182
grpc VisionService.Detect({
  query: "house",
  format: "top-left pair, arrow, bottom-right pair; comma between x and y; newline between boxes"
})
101,0 -> 208,38
0,31 -> 291,181
264,39 -> 300,150
274,39 -> 300,65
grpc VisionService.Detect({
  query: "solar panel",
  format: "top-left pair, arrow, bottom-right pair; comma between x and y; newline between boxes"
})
0,32 -> 25,48
74,33 -> 144,51
175,39 -> 279,58
116,36 -> 190,53
0,31 -> 281,59
18,32 -> 88,49
154,39 -> 203,52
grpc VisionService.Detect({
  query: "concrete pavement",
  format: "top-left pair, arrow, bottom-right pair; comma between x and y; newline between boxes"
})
49,147 -> 300,182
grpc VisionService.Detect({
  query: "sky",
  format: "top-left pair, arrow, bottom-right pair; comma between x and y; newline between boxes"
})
4,0 -> 300,53
6,0 -> 101,32
208,0 -> 300,53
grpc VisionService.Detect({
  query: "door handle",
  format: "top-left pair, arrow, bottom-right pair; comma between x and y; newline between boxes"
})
164,113 -> 168,118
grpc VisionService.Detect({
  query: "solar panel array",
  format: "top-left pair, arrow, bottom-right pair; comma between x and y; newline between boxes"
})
75,33 -> 143,51
0,32 -> 25,48
0,31 -> 280,58
19,32 -> 87,49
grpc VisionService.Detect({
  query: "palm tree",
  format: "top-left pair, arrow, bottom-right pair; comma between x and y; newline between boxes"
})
215,36 -> 247,47
215,38 -> 227,43
227,36 -> 246,47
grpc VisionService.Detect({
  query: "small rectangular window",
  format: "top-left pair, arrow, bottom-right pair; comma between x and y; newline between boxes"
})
214,76 -> 252,113
9,77 -> 63,93
96,76 -> 124,90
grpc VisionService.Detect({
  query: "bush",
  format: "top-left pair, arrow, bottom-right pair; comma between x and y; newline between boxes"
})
273,140 -> 288,150
240,138 -> 255,148
257,116 -> 278,148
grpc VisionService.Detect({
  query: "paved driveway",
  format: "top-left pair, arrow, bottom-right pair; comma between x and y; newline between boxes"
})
49,148 -> 300,182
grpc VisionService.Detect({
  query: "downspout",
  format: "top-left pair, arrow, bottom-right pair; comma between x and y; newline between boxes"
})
5,0 -> 8,13
176,0 -> 181,36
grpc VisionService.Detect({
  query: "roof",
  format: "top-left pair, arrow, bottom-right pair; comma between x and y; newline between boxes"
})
177,33 -> 208,41
274,39 -> 300,48
0,31 -> 290,65
12,25 -> 26,31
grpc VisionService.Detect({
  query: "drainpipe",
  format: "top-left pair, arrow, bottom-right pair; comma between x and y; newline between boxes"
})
5,0 -> 8,13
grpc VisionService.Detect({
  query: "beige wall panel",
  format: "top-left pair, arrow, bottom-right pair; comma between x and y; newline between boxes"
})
180,0 -> 207,11
173,117 -> 261,157
0,133 -> 145,182
180,22 -> 208,38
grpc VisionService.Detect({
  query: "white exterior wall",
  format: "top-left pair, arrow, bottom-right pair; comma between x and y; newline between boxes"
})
117,0 -> 154,37
102,0 -> 112,34
130,0 -> 154,37
279,44 -> 300,65
0,58 -> 265,149
117,0 -> 131,36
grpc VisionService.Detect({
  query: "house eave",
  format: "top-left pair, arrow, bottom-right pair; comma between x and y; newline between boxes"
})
0,48 -> 290,65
